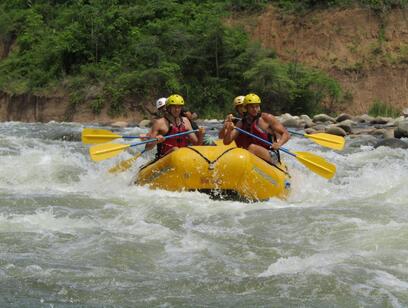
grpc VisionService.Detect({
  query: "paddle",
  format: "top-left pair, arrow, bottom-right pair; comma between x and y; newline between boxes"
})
108,150 -> 146,174
230,118 -> 344,150
82,128 -> 140,144
89,129 -> 198,162
288,130 -> 345,151
234,127 -> 336,179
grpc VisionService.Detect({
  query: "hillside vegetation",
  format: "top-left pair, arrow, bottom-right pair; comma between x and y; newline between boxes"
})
0,0 -> 406,119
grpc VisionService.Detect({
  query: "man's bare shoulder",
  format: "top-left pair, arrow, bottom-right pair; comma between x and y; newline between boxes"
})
152,117 -> 168,126
150,117 -> 170,134
260,112 -> 276,122
182,116 -> 193,129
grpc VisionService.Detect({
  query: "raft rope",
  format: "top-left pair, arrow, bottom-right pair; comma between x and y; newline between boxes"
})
187,146 -> 289,175
186,146 -> 237,170
140,146 -> 289,175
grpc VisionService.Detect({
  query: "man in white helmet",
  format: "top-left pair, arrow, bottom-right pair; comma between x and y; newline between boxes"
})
154,97 -> 167,118
143,94 -> 205,158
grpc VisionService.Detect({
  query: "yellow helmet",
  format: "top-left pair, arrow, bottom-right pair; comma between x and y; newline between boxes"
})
243,93 -> 261,106
166,94 -> 184,106
233,96 -> 245,107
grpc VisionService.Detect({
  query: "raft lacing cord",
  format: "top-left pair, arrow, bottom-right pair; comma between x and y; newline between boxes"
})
186,147 -> 237,170
187,146 -> 289,175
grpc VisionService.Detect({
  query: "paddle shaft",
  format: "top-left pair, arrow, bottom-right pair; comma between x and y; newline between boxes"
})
108,149 -> 147,174
128,129 -> 199,148
231,121 -> 335,150
287,130 -> 303,137
119,136 -> 139,140
85,134 -> 140,139
234,126 -> 336,179
234,127 -> 295,157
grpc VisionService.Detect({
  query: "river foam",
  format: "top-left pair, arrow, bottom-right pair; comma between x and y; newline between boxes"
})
0,121 -> 407,306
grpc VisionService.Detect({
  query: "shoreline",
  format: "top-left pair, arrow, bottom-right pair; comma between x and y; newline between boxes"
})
2,112 -> 407,143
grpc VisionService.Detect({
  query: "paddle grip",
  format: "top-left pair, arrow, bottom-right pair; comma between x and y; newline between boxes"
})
287,130 -> 304,137
122,136 -> 140,139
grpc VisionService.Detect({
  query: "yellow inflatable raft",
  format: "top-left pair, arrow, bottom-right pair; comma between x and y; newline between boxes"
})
135,143 -> 291,201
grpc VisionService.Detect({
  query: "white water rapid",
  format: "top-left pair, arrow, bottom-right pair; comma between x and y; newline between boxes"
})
0,121 -> 407,306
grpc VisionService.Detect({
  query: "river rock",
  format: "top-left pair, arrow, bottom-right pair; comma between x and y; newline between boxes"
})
304,128 -> 317,134
313,114 -> 336,123
335,119 -> 354,133
392,116 -> 405,126
326,125 -> 347,136
374,138 -> 408,149
282,117 -> 301,128
355,114 -> 374,123
350,127 -> 375,136
299,115 -> 315,128
335,113 -> 353,122
311,124 -> 327,133
300,114 -> 312,122
394,119 -> 408,138
280,113 -> 293,121
370,117 -> 392,125
138,119 -> 152,128
403,108 -> 408,118
369,128 -> 394,139
384,128 -> 395,139
111,121 -> 128,128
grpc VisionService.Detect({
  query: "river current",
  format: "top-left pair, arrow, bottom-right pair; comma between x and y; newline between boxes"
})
0,121 -> 407,307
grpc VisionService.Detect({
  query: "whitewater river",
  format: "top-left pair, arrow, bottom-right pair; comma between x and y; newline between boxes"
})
0,121 -> 407,307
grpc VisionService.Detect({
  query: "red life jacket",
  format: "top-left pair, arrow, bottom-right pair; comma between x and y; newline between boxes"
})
249,118 -> 274,150
235,117 -> 252,149
157,117 -> 189,157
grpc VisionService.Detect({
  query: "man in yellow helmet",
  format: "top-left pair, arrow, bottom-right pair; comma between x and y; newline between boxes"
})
218,95 -> 245,139
143,94 -> 205,158
223,93 -> 290,164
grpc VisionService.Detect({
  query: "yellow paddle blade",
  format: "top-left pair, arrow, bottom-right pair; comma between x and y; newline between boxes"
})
305,133 -> 345,151
82,128 -> 121,144
108,152 -> 142,174
294,151 -> 336,179
89,143 -> 130,162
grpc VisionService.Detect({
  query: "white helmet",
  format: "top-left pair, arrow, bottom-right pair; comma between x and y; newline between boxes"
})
156,97 -> 167,110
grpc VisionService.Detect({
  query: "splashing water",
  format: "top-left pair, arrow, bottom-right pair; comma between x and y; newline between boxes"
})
0,122 -> 407,306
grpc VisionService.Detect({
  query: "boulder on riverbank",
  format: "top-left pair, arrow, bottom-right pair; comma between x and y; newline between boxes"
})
279,112 -> 408,149
394,119 -> 408,138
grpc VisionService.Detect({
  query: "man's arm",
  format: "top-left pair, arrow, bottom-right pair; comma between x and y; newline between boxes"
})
183,117 -> 201,145
262,113 -> 290,150
223,120 -> 241,145
219,114 -> 233,138
143,118 -> 165,151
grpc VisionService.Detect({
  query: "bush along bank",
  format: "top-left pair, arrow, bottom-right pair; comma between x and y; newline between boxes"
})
0,1 -> 343,119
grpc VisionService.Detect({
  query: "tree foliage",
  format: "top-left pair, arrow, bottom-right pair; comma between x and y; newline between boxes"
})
0,0 -> 347,117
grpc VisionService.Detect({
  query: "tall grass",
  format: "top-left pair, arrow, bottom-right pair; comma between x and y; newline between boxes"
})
368,100 -> 400,117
